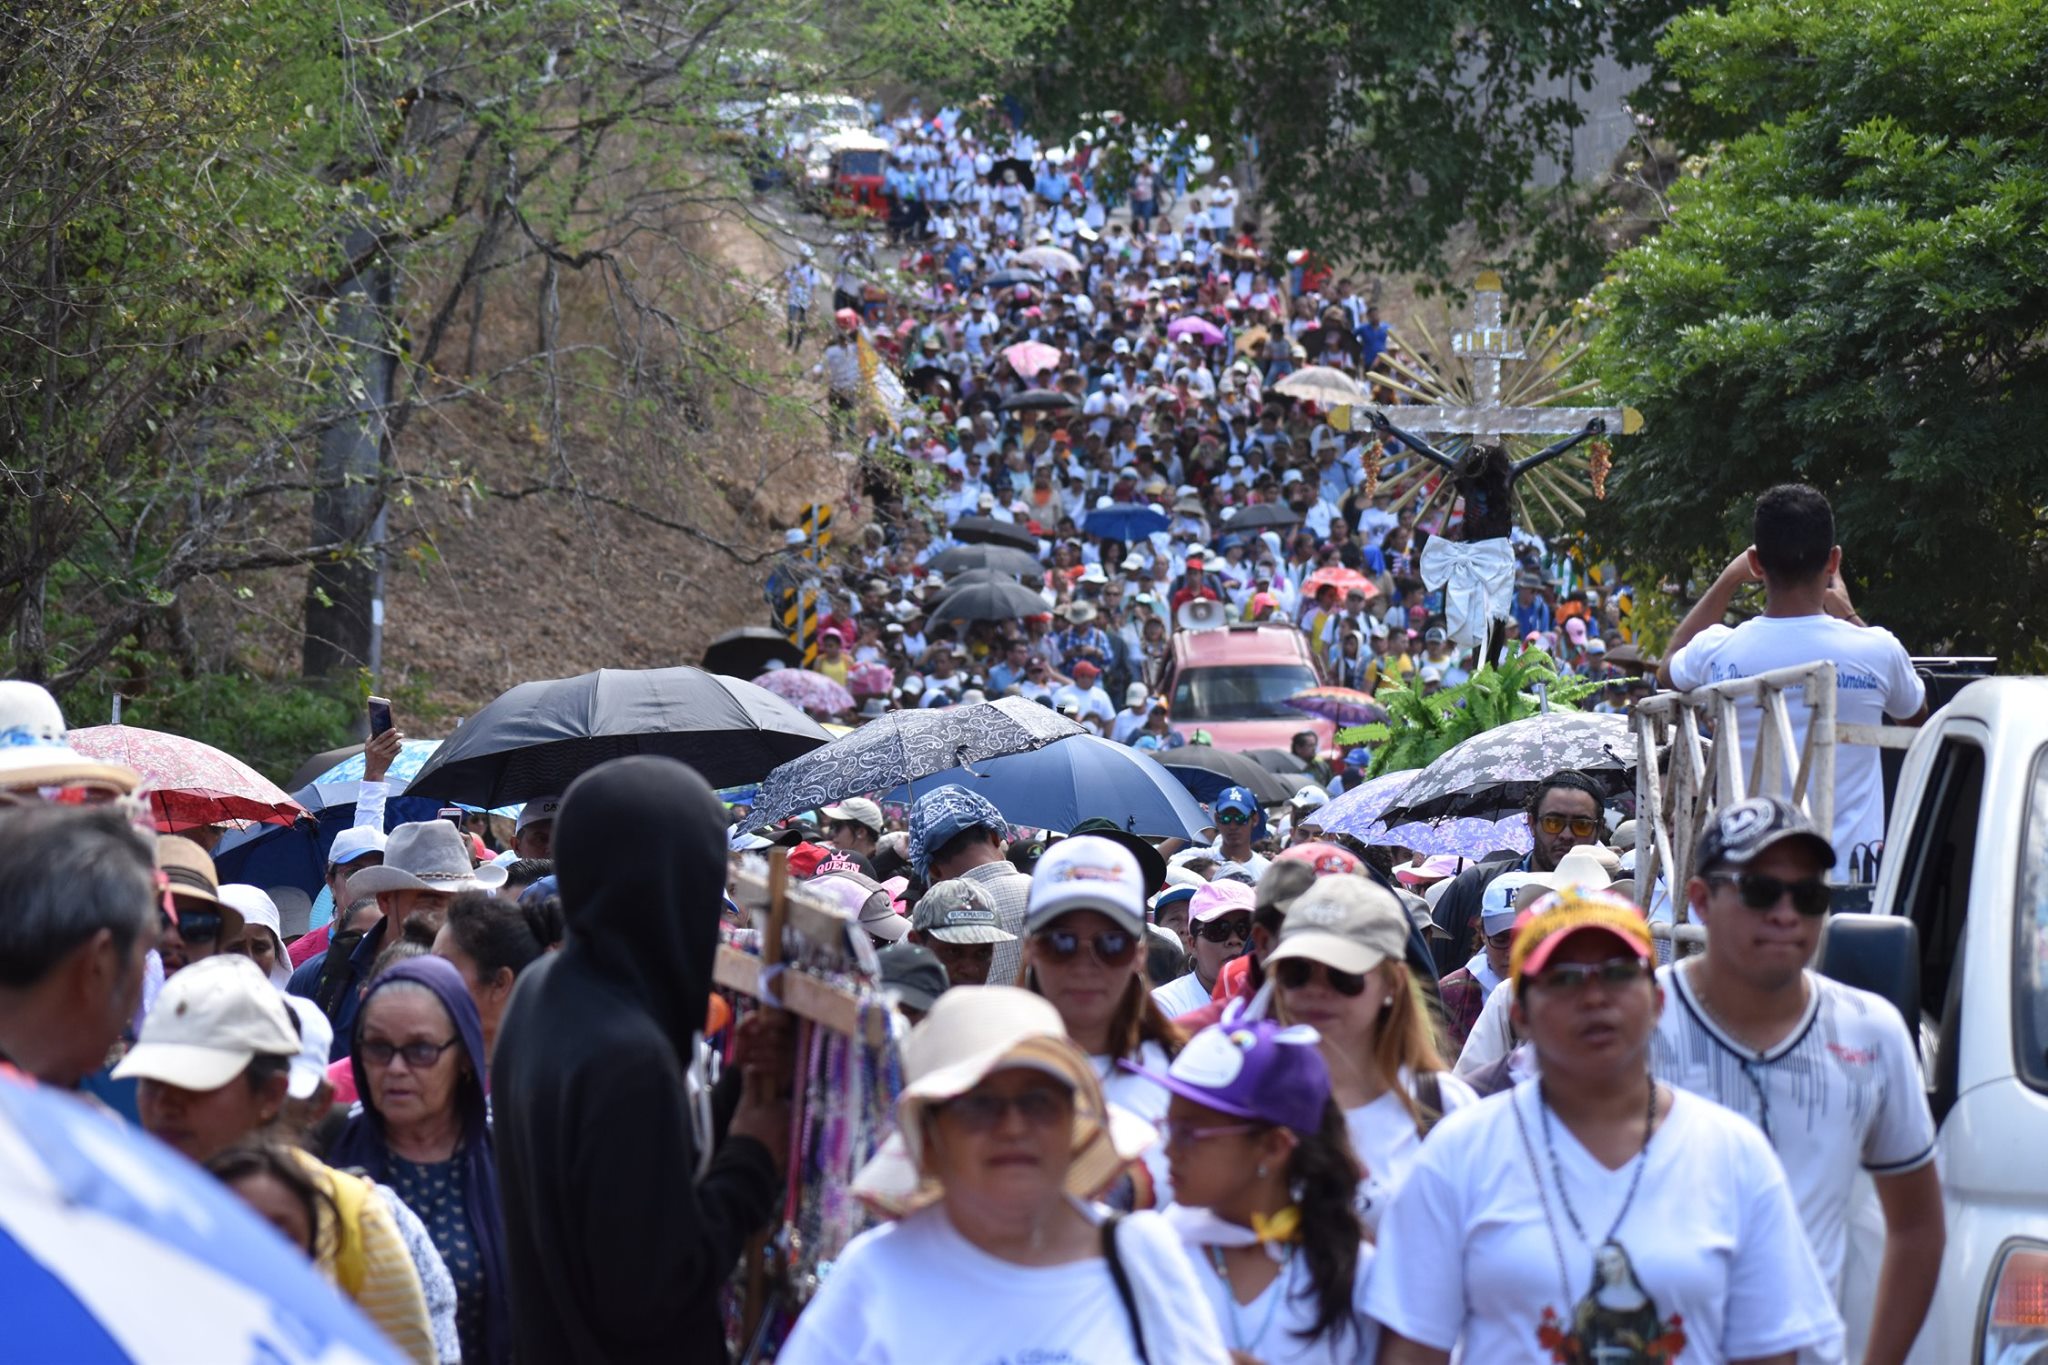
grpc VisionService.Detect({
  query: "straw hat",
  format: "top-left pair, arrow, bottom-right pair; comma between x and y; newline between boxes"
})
851,987 -> 1153,1216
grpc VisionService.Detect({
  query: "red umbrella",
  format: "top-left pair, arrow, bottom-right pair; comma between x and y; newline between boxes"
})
1302,566 -> 1378,598
66,725 -> 307,833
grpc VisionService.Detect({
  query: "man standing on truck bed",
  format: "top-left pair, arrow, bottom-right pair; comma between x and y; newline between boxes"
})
1660,484 -> 1927,879
1654,797 -> 1943,1365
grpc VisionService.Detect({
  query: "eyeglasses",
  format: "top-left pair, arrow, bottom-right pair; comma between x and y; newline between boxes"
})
1708,872 -> 1831,917
1529,956 -> 1648,993
1163,1119 -> 1259,1146
1215,809 -> 1253,825
1274,957 -> 1367,997
1485,928 -> 1515,950
1033,927 -> 1138,968
1535,813 -> 1601,838
360,1038 -> 461,1070
941,1086 -> 1071,1132
1191,916 -> 1252,944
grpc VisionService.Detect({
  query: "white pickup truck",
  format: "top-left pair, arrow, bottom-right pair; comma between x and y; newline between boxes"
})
1634,668 -> 2048,1363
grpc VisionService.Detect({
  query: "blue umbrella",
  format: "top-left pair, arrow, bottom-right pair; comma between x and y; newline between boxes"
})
210,781 -> 453,898
882,735 -> 1212,839
0,1074 -> 404,1363
1084,505 -> 1170,541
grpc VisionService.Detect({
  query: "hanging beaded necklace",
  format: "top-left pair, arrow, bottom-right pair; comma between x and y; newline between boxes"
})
1509,1073 -> 1659,1306
1204,1242 -> 1295,1356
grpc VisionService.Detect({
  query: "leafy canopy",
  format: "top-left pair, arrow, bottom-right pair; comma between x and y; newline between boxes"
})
1340,647 -> 1600,778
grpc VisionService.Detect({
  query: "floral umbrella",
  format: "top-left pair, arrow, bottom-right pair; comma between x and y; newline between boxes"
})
750,669 -> 856,718
1379,711 -> 1634,824
846,661 -> 896,699
1002,340 -> 1063,377
1284,687 -> 1388,728
1302,566 -> 1378,599
1313,768 -> 1531,857
67,725 -> 307,833
1312,770 -> 1418,839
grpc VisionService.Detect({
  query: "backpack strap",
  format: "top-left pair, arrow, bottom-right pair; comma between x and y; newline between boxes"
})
1100,1213 -> 1150,1364
1413,1069 -> 1445,1139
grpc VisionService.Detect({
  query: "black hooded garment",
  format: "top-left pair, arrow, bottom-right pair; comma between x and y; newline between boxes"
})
492,755 -> 778,1363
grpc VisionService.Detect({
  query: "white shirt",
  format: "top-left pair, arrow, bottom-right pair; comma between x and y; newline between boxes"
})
778,1202 -> 1230,1365
1455,978 -> 1517,1077
1168,1208 -> 1380,1365
1667,614 -> 1924,877
1364,1083 -> 1844,1362
1096,1042 -> 1174,1203
1652,965 -> 1935,1309
1052,683 -> 1116,724
1345,1068 -> 1478,1235
1150,971 -> 1211,1017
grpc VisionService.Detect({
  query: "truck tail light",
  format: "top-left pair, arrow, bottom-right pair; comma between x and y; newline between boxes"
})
1981,1241 -> 2048,1361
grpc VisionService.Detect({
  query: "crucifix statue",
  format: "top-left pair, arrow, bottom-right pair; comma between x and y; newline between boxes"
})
1364,271 -> 1640,663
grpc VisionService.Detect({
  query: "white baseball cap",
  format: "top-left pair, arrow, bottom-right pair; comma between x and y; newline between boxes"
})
516,795 -> 562,834
280,993 -> 336,1100
1025,835 -> 1146,937
328,826 -> 387,867
113,955 -> 300,1092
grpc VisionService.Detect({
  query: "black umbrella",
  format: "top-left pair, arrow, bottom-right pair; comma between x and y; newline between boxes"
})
929,544 -> 1045,578
1222,503 -> 1305,532
1379,711 -> 1635,824
1244,748 -> 1314,778
928,577 -> 1053,624
988,156 -> 1032,186
701,626 -> 803,677
286,744 -> 363,794
401,666 -> 832,807
984,267 -> 1045,291
951,516 -> 1041,552
905,364 -> 957,394
1001,388 -> 1079,413
750,696 -> 1085,829
1157,746 -> 1298,806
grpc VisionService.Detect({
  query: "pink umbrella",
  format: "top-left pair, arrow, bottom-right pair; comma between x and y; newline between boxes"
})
66,725 -> 307,833
1167,316 -> 1225,346
846,661 -> 896,698
1002,341 -> 1062,378
749,669 -> 856,718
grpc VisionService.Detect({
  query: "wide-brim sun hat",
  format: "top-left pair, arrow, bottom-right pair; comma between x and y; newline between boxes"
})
346,819 -> 508,898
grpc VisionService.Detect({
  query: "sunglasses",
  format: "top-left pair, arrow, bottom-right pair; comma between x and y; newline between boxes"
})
1529,956 -> 1648,994
1215,809 -> 1253,825
1191,916 -> 1251,944
360,1037 -> 462,1070
942,1086 -> 1071,1133
171,908 -> 223,946
1535,813 -> 1602,838
1709,872 -> 1831,917
1033,927 -> 1138,968
1274,957 -> 1367,997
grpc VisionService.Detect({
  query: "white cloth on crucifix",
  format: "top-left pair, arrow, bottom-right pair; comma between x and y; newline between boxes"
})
1421,537 -> 1516,650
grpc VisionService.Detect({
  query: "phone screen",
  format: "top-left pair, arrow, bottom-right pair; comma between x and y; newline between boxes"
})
367,696 -> 394,737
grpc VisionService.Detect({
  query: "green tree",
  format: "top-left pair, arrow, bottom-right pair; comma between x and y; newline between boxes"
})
1586,0 -> 2048,660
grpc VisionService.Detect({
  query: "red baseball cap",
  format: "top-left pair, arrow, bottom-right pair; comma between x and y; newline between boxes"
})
1510,887 -> 1652,988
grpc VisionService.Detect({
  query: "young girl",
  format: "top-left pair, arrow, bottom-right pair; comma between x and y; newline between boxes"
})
1151,1020 -> 1379,1365
1267,876 -> 1476,1234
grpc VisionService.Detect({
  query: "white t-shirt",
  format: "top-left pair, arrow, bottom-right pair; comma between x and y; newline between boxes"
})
1364,1083 -> 1844,1363
1346,1068 -> 1478,1236
779,1202 -> 1231,1365
1150,971 -> 1211,1018
1667,615 -> 1924,877
1097,1042 -> 1174,1204
1651,965 -> 1936,1300
1453,979 -> 1517,1078
1169,1209 -> 1381,1365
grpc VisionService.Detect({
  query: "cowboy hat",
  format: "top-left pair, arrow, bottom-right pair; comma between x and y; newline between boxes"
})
346,820 -> 508,899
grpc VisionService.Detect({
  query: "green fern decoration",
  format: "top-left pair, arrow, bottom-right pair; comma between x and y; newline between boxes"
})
1334,646 -> 1601,780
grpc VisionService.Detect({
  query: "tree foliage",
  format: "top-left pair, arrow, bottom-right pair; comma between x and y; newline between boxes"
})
1339,647 -> 1599,777
1586,0 -> 2048,661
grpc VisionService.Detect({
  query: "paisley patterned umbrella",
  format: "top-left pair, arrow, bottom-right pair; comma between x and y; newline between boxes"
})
749,696 -> 1084,829
1284,687 -> 1388,728
67,725 -> 306,833
750,669 -> 856,718
1378,711 -> 1634,824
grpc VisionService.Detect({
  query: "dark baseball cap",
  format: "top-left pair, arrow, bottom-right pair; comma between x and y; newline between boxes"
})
877,942 -> 948,1013
1694,796 -> 1835,877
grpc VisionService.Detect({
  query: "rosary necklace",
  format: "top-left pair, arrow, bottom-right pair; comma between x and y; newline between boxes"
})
1510,1073 -> 1659,1305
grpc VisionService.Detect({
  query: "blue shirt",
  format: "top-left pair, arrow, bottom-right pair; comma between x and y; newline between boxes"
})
1511,597 -> 1554,638
1355,321 -> 1391,366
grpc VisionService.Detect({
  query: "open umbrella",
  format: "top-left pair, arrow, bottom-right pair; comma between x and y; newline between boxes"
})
989,156 -> 1032,185
750,669 -> 856,718
1219,503 -> 1304,532
846,661 -> 896,699
881,735 -> 1212,840
928,577 -> 1053,624
1167,316 -> 1225,347
211,774 -> 454,897
0,1072 -> 406,1364
950,516 -> 1041,552
750,696 -> 1085,828
1002,340 -> 1063,377
1312,769 -> 1418,839
929,543 -> 1044,578
1284,687 -> 1388,727
1374,815 -> 1532,861
402,666 -> 832,807
1084,504 -> 1170,542
1156,747 -> 1297,806
1244,748 -> 1314,778
984,267 -> 1044,291
1016,245 -> 1084,275
67,726 -> 306,833
1302,566 -> 1377,599
1275,365 -> 1367,407
1001,388 -> 1079,413
1379,711 -> 1635,824
702,626 -> 803,677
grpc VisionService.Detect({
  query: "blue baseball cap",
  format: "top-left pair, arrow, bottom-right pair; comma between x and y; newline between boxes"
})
1214,786 -> 1258,818
1344,748 -> 1371,768
908,785 -> 1010,878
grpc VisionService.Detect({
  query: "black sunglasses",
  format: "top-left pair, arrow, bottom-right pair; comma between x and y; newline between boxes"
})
1215,809 -> 1253,825
1033,928 -> 1138,968
1709,872 -> 1831,917
171,908 -> 223,946
360,1037 -> 462,1070
1274,957 -> 1367,997
1530,956 -> 1648,993
1191,916 -> 1251,944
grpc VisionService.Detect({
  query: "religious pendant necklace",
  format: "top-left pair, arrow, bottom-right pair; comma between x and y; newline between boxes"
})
1206,1242 -> 1293,1356
1511,1074 -> 1659,1306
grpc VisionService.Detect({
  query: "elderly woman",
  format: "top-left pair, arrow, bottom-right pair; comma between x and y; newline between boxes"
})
328,956 -> 509,1365
1365,889 -> 1844,1364
779,988 -> 1228,1364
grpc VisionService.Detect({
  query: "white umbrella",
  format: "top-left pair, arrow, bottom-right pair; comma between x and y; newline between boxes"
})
1013,245 -> 1083,275
1274,365 -> 1367,407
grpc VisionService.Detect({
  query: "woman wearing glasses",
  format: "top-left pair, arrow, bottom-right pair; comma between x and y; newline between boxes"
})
1365,888 -> 1842,1364
1023,835 -> 1186,1205
1267,876 -> 1476,1234
329,956 -> 511,1365
1150,879 -> 1255,1016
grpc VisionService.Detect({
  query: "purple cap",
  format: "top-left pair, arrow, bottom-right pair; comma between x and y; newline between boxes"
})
1127,1018 -> 1330,1134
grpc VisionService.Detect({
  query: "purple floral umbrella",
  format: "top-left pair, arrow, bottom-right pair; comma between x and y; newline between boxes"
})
1284,687 -> 1388,728
750,669 -> 856,719
1313,770 -> 1418,838
1314,767 -> 1531,857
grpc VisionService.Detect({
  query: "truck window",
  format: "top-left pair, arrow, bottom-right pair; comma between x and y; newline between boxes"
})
1893,736 -> 1984,1117
2016,749 -> 2048,1096
1171,664 -> 1318,721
